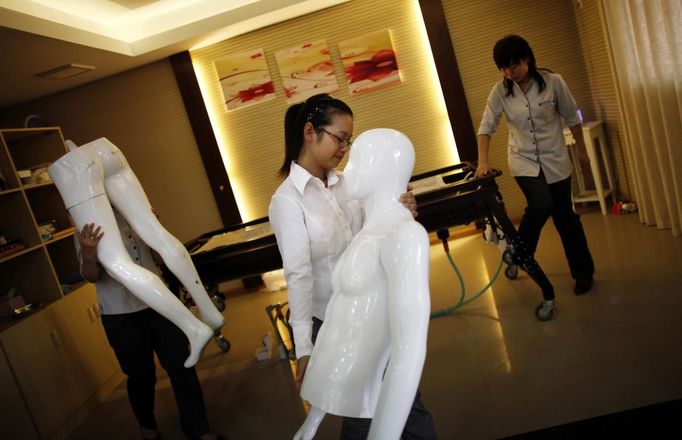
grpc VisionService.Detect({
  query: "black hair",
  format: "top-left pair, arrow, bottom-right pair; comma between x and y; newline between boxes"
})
493,35 -> 549,97
279,93 -> 353,177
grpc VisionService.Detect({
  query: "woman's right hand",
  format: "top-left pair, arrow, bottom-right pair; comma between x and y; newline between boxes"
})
77,223 -> 104,260
475,161 -> 492,178
295,355 -> 310,392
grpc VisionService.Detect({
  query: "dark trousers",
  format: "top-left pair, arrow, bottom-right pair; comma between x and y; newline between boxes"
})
514,171 -> 594,282
102,308 -> 210,439
312,317 -> 437,440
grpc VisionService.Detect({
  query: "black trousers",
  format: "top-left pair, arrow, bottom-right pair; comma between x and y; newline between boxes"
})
312,317 -> 437,440
102,308 -> 210,439
514,171 -> 594,282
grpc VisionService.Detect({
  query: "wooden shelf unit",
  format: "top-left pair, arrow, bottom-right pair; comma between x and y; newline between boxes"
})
0,127 -> 121,439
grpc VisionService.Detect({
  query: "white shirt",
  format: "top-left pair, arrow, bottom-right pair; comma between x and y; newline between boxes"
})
477,71 -> 581,184
268,162 -> 363,358
75,210 -> 158,315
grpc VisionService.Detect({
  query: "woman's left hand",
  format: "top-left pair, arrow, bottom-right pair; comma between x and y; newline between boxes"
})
400,184 -> 418,218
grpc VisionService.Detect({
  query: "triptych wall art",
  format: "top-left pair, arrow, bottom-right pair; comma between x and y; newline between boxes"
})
213,30 -> 401,111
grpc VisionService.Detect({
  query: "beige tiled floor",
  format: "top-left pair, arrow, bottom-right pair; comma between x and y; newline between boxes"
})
71,209 -> 682,439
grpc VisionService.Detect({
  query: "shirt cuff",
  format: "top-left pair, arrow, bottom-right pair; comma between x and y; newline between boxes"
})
564,115 -> 582,127
291,320 -> 314,358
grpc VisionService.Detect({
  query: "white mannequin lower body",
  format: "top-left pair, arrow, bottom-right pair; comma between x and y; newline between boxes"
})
70,195 -> 212,368
99,172 -> 224,330
92,138 -> 225,332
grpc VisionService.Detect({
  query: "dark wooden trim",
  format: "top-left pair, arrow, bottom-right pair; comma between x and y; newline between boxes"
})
169,51 -> 241,226
418,0 -> 478,162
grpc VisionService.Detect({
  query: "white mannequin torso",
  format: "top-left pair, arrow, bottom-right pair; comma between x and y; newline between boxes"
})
295,129 -> 431,440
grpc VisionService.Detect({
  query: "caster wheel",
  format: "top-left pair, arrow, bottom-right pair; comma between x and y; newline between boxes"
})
215,336 -> 231,353
535,302 -> 555,321
504,264 -> 518,280
212,296 -> 226,312
502,249 -> 514,265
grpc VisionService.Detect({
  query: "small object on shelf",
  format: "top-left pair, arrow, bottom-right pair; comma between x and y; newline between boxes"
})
0,238 -> 26,258
11,302 -> 40,319
17,163 -> 54,186
38,220 -> 58,241
31,165 -> 52,184
17,169 -> 32,184
1,289 -> 26,317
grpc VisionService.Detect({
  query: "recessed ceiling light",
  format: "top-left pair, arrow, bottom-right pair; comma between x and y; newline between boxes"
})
36,63 -> 96,79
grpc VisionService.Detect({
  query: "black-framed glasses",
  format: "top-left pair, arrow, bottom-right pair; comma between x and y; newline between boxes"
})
320,128 -> 352,150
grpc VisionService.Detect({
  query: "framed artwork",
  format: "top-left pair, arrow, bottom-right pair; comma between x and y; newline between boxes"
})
338,30 -> 401,96
214,48 -> 276,111
275,40 -> 338,104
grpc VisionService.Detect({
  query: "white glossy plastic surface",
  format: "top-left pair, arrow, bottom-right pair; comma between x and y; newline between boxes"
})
296,129 -> 431,440
92,138 -> 224,331
48,138 -> 221,368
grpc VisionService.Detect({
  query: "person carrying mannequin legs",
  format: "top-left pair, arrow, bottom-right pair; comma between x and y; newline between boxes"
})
268,93 -> 437,439
49,141 -> 219,369
76,215 -> 224,440
49,139 -> 224,439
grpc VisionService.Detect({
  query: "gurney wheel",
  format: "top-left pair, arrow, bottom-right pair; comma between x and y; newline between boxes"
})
215,335 -> 231,353
505,264 -> 518,280
502,249 -> 514,265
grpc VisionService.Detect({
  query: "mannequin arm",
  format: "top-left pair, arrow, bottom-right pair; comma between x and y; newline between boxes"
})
370,222 -> 431,440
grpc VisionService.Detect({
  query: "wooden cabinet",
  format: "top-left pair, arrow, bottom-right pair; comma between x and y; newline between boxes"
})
0,345 -> 38,440
0,284 -> 119,438
0,128 -> 120,439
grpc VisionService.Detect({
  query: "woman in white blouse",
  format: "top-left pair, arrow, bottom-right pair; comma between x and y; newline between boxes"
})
268,93 -> 436,439
475,35 -> 595,315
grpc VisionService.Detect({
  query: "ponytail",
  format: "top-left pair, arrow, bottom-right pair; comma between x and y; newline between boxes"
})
279,93 -> 353,177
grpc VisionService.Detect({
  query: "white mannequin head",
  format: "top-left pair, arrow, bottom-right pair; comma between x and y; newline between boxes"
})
343,128 -> 415,201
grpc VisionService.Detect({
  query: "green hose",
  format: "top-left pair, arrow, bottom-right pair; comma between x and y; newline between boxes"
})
430,246 -> 505,319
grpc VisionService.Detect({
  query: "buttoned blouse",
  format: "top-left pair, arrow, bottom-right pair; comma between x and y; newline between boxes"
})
268,162 -> 363,358
477,71 -> 581,184
75,209 -> 157,315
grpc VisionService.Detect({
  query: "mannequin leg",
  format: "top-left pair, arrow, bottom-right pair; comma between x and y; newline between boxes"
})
93,140 -> 224,331
70,196 -> 212,368
294,406 -> 326,440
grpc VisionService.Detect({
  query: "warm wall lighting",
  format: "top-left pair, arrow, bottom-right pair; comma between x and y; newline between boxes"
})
412,0 -> 459,165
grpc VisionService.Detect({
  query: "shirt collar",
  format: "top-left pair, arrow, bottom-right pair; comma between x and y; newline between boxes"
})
289,161 -> 342,195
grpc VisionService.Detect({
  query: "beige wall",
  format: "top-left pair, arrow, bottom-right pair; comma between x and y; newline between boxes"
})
0,0 -> 634,230
191,0 -> 461,221
0,60 -> 223,242
443,0 -> 598,218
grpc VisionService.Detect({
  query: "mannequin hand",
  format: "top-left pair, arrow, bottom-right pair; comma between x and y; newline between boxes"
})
475,162 -> 492,178
295,356 -> 310,392
77,223 -> 104,259
400,187 -> 418,218
578,149 -> 589,172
